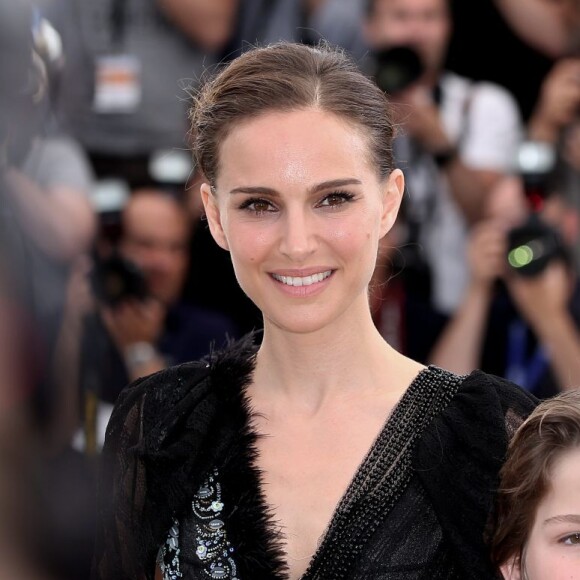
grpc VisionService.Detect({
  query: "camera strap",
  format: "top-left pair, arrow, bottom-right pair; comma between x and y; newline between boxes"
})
110,0 -> 127,49
505,319 -> 548,392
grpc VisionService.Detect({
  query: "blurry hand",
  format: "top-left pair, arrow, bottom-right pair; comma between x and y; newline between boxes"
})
390,85 -> 452,154
467,220 -> 508,287
505,259 -> 573,328
64,255 -> 95,319
484,175 -> 529,225
529,58 -> 580,141
101,298 -> 166,353
562,120 -> 580,169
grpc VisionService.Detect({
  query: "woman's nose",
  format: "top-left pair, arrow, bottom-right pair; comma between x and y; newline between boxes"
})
278,210 -> 317,262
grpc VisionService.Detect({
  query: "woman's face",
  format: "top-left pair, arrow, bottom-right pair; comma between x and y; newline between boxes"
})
504,447 -> 580,580
201,108 -> 404,334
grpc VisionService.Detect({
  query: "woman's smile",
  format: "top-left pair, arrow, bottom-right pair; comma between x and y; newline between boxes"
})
270,269 -> 335,298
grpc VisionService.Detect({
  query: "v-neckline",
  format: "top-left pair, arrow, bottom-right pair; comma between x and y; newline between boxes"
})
242,364 -> 434,580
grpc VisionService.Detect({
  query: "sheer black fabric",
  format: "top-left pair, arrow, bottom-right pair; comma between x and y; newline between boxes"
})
92,334 -> 537,580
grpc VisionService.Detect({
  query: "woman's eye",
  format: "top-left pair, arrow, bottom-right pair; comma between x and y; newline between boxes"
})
317,191 -> 355,208
239,198 -> 276,213
561,533 -> 580,545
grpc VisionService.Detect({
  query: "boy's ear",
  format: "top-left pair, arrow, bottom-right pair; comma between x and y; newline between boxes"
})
380,168 -> 405,238
200,183 -> 229,251
500,556 -> 522,580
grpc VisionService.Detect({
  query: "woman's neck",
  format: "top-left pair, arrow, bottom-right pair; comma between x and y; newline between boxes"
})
251,307 -> 408,414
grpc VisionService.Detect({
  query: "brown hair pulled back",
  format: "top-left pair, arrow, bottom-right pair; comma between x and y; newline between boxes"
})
489,389 -> 580,569
189,41 -> 395,186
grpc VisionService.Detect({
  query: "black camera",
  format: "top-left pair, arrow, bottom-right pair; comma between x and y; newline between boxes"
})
507,213 -> 567,276
370,45 -> 424,95
91,253 -> 149,306
506,141 -> 568,276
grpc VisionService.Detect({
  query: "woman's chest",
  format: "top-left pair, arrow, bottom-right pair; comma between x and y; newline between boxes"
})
255,435 -> 376,578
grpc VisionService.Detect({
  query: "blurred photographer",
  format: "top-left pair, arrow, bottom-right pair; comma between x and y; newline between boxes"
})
430,172 -> 580,396
42,0 -> 314,189
64,188 -> 238,454
362,0 -> 523,361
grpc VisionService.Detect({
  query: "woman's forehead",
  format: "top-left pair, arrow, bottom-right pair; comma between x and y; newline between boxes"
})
216,109 -> 375,185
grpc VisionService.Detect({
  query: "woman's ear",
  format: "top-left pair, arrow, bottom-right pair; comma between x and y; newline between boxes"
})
200,183 -> 230,251
500,556 -> 522,580
379,168 -> 405,238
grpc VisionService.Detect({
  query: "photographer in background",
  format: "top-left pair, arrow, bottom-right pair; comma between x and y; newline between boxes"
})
42,0 -> 316,189
62,188 -> 238,454
40,0 -> 238,187
430,172 -> 580,396
362,0 -> 523,361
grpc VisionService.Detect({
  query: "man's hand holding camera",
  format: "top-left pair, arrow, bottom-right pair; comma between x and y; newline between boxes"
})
101,297 -> 167,380
390,85 -> 455,159
467,220 -> 509,290
506,259 -> 574,334
430,210 -> 580,391
470,215 -> 580,391
505,257 -> 580,391
467,214 -> 575,326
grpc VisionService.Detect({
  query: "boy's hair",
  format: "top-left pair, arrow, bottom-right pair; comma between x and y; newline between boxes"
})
489,389 -> 580,568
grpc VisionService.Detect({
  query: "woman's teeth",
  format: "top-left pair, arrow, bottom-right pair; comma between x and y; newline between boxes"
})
272,270 -> 332,287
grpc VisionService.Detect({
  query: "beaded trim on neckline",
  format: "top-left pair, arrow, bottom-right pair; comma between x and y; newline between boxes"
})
299,365 -> 463,579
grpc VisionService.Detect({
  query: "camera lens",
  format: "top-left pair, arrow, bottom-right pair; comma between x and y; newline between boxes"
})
372,45 -> 424,95
508,237 -> 557,271
507,214 -> 564,277
91,254 -> 148,305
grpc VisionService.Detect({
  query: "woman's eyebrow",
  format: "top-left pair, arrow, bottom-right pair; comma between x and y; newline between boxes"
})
229,178 -> 362,196
543,514 -> 580,526
309,178 -> 362,194
228,186 -> 278,196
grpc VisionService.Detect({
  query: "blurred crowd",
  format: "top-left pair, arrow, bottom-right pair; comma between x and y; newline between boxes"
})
1,0 -> 580,578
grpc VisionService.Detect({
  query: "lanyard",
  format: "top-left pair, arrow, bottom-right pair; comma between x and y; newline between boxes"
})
110,0 -> 127,49
505,319 -> 548,392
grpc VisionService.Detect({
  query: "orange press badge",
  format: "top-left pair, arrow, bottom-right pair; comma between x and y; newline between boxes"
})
93,54 -> 141,114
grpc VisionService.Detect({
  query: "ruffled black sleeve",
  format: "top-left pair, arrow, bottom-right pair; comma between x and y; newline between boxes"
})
413,371 -> 538,579
91,361 -> 212,580
91,333 -> 261,580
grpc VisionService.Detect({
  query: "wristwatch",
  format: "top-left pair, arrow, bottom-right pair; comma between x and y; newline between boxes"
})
124,341 -> 159,372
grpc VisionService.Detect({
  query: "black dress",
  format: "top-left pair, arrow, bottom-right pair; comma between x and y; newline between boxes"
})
92,334 -> 537,580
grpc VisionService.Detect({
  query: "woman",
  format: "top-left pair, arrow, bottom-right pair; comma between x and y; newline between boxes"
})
93,41 -> 537,580
490,390 -> 580,580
